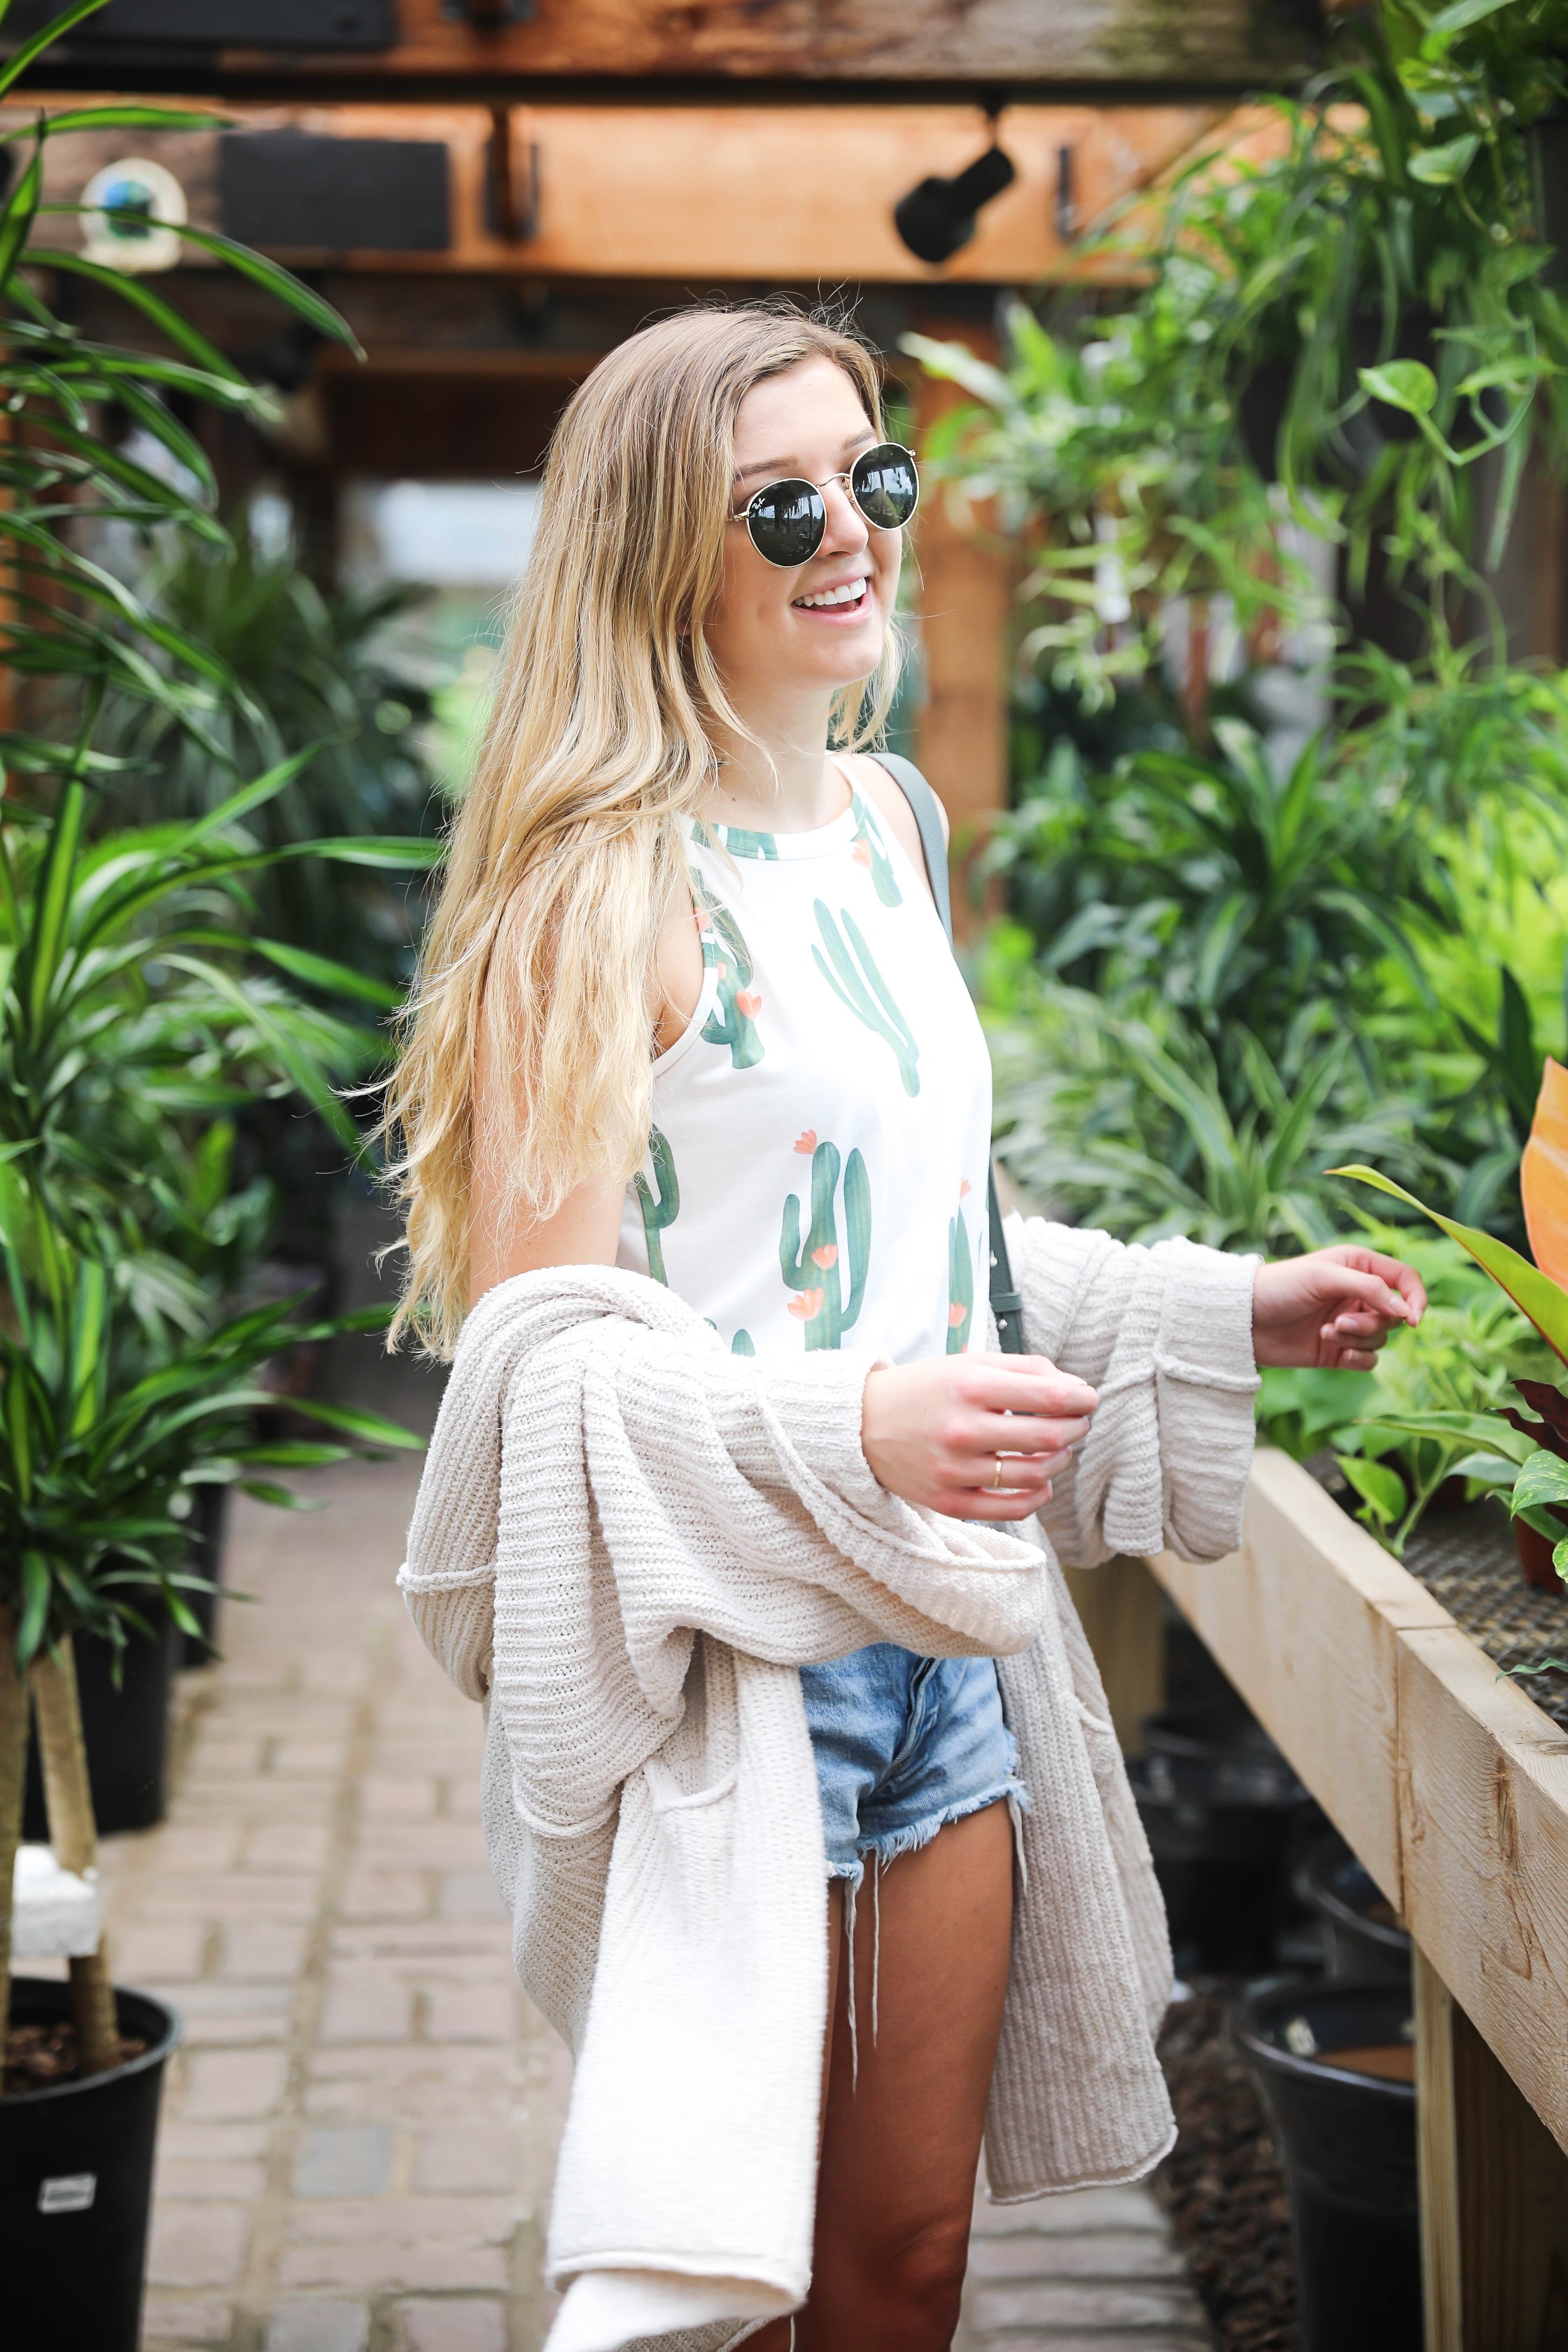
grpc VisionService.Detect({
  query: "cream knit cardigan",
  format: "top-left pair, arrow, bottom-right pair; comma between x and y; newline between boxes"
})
400,1215 -> 1260,2352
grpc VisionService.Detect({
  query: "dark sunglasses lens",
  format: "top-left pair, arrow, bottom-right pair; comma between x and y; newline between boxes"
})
747,480 -> 825,567
852,444 -> 919,530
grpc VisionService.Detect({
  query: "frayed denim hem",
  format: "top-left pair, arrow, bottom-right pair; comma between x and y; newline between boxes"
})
823,1771 -> 1030,1892
829,1777 -> 1030,2087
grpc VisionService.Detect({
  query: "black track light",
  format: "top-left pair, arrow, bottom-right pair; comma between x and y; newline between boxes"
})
893,144 -> 1017,267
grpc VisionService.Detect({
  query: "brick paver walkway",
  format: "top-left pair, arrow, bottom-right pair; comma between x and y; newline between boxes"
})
60,1455 -> 1211,2352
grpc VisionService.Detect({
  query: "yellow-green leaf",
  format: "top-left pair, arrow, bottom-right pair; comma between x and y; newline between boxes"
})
1331,1166 -> 1568,1365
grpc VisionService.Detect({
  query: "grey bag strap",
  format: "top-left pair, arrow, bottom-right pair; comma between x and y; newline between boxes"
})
869,752 -> 1027,1357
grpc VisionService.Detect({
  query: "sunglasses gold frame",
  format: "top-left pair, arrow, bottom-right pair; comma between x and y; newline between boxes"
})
728,442 -> 920,567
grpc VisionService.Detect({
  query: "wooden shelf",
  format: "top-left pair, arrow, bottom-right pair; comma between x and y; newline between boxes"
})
1144,1450 -> 1568,2349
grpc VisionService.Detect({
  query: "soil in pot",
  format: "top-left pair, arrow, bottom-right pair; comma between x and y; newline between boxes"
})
22,1602 -> 181,1840
1156,1989 -> 1298,2352
1133,1707 -> 1317,1976
1303,1835 -> 1411,1984
1,1977 -> 180,2352
1232,1978 -> 1420,2352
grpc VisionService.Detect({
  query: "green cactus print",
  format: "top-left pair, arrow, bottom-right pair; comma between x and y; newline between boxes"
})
850,794 -> 902,907
732,1329 -> 756,1356
947,1200 -> 976,1354
635,1125 -> 679,1284
699,900 -> 764,1068
723,826 -> 780,860
812,901 -> 920,1097
780,1138 -> 871,1350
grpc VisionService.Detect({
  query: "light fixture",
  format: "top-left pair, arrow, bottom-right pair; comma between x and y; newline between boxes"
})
81,156 -> 186,274
893,141 -> 1016,267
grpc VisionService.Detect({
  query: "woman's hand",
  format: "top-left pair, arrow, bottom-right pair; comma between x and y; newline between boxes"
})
1252,1244 -> 1427,1371
861,1354 -> 1098,1522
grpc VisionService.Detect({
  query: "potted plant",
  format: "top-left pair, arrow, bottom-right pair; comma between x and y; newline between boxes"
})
0,10 -> 435,2341
1333,1060 -> 1568,1588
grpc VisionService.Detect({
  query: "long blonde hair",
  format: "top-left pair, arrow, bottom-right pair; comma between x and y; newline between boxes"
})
384,303 -> 903,1354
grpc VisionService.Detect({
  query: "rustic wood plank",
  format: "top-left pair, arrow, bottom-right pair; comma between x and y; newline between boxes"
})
1415,1942 -> 1464,2352
1415,1940 -> 1568,2351
1148,1448 -> 1450,1905
909,326 -> 1018,860
1060,1556 -> 1166,1754
1397,1622 -> 1568,2157
226,0 -> 1316,86
19,97 -> 1216,282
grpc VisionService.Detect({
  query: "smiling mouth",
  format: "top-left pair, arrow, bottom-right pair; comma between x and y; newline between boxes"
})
792,578 -> 871,615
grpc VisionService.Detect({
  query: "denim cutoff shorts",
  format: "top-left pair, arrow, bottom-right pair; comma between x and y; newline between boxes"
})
799,1644 -> 1026,1889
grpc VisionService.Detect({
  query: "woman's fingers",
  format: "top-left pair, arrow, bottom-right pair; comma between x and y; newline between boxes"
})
964,1412 -> 1091,1462
956,1356 -> 1100,1420
958,1483 -> 1054,1522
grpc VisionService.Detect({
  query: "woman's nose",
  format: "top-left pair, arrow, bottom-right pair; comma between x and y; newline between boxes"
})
819,474 -> 869,555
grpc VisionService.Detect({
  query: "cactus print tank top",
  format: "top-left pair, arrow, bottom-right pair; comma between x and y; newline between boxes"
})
615,769 -> 993,1366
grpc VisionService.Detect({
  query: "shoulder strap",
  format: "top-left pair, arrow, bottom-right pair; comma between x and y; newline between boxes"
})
868,753 -> 1027,1357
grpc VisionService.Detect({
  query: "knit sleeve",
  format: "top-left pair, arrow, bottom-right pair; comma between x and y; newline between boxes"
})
1008,1215 -> 1261,1567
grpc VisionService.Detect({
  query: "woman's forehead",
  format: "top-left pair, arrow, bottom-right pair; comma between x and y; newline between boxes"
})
732,357 -> 872,470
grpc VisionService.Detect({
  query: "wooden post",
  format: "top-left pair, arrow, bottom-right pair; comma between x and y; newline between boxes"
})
1415,1941 -> 1568,2352
910,331 -> 1018,934
1059,1556 -> 1166,1754
29,1642 -> 120,2076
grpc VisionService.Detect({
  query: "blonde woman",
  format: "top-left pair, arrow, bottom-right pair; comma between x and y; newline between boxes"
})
391,304 -> 1424,2352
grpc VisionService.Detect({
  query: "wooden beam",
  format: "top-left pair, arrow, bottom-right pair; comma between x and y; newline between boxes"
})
19,95 -> 1217,282
1149,1449 -> 1568,2160
219,0 -> 1317,88
910,332 -> 1019,884
1415,1942 -> 1568,2352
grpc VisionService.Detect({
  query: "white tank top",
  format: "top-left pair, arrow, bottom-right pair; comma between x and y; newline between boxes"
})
615,772 -> 993,1364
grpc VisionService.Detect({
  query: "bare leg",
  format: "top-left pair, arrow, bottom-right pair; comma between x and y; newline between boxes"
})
749,1878 -> 844,2352
805,1800 -> 1013,2351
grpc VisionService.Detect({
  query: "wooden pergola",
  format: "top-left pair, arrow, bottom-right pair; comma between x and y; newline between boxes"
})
13,0 -> 1295,864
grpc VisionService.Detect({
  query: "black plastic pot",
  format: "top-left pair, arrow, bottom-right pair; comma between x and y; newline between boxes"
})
1,1976 -> 181,2352
23,1605 -> 181,1839
181,1480 -> 232,1665
1305,1834 -> 1412,1983
1233,1978 -> 1421,2352
1132,1708 -> 1313,1974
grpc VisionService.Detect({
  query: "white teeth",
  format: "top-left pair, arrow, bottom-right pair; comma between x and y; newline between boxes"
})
796,579 -> 868,609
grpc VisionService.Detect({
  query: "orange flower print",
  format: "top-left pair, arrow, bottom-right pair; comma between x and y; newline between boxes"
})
960,1178 -> 972,1197
735,988 -> 762,1017
811,1244 -> 838,1269
851,839 -> 872,867
788,1287 -> 826,1320
948,1301 -> 969,1329
794,1129 -> 818,1154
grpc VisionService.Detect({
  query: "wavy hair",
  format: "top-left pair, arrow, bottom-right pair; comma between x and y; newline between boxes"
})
384,303 -> 902,1353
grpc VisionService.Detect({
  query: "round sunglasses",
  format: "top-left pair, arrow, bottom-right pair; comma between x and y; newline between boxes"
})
729,442 -> 920,568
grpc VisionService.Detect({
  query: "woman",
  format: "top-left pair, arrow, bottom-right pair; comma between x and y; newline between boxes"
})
390,303 -> 1424,2352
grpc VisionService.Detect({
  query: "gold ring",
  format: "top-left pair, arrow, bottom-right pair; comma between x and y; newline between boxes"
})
991,1457 -> 1004,1490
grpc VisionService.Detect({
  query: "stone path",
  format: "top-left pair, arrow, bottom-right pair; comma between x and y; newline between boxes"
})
60,1455 -> 1210,2351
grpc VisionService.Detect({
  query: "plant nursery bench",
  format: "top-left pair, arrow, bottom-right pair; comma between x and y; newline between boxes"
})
1070,1450 -> 1568,2352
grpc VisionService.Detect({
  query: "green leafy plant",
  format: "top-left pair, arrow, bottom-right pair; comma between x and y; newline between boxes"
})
911,0 -> 1568,708
0,0 -> 435,2077
984,940 -> 1431,1256
1333,1163 -> 1568,1569
101,518 -> 438,987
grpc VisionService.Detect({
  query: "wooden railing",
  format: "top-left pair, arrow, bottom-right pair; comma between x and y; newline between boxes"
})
1077,1451 -> 1568,2351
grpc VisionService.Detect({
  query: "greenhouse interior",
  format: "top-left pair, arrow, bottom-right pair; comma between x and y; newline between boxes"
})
2,4 -> 1567,2351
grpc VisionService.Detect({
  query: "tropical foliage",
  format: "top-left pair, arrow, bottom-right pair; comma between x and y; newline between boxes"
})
0,0 -> 436,2055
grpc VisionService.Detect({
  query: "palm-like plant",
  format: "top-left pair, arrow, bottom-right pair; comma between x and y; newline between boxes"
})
0,1 -> 438,2078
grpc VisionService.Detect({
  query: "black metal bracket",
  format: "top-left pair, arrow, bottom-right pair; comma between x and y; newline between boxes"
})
486,105 -> 540,242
